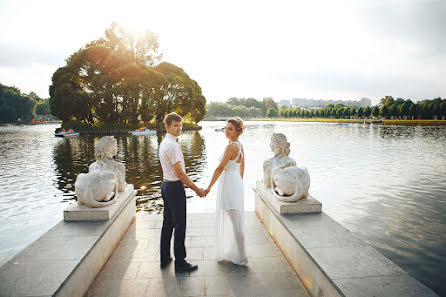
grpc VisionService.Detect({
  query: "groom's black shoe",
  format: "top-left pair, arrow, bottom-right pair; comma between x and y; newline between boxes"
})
175,261 -> 198,273
160,257 -> 172,268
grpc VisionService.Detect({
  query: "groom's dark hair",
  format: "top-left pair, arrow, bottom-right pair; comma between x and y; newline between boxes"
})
164,112 -> 182,126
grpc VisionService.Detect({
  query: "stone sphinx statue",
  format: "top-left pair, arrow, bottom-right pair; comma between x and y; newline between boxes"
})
75,136 -> 127,207
263,133 -> 310,202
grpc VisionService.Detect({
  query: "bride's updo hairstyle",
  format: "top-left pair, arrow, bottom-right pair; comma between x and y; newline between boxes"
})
227,117 -> 245,135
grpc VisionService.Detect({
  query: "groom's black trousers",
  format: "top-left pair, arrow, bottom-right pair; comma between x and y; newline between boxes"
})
160,180 -> 186,265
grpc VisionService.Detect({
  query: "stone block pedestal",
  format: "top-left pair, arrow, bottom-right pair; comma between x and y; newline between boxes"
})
255,180 -> 322,214
64,184 -> 136,221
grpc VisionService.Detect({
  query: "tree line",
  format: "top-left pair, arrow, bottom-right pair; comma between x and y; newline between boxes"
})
49,23 -> 206,127
0,83 -> 50,124
205,96 -> 446,120
206,97 -> 278,119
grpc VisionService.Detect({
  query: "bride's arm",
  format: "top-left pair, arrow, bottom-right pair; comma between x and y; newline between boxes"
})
239,145 -> 245,179
206,144 -> 236,193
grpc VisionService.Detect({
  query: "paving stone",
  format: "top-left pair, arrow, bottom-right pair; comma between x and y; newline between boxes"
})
86,212 -> 310,297
108,246 -> 158,263
204,276 -> 232,296
249,256 -> 294,273
117,239 -> 150,250
177,276 -> 206,296
122,228 -> 161,241
202,247 -> 217,260
145,278 -> 181,297
85,279 -> 149,297
187,227 -> 216,236
138,214 -> 163,221
248,243 -> 282,257
185,247 -> 204,261
132,220 -> 158,229
260,271 -> 308,293
95,261 -> 141,281
189,235 -> 216,247
137,261 -> 167,279
225,273 -> 272,297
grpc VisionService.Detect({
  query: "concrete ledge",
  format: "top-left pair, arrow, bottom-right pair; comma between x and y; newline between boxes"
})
256,180 -> 322,214
254,184 -> 439,297
0,188 -> 136,297
64,184 -> 135,221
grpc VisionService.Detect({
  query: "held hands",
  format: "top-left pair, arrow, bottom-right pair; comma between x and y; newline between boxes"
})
195,186 -> 211,198
196,188 -> 207,198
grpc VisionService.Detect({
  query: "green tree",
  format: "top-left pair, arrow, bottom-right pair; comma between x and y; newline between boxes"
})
398,100 -> 412,117
49,23 -> 206,126
364,106 -> 371,118
0,83 -> 37,123
350,108 -> 356,118
371,106 -> 379,118
421,102 -> 433,119
266,108 -> 278,118
388,104 -> 398,118
408,103 -> 417,119
35,100 -> 51,115
440,102 -> 446,119
343,107 -> 351,118
379,104 -> 389,119
336,108 -> 343,118
357,107 -> 364,118
380,96 -> 394,106
263,97 -> 277,115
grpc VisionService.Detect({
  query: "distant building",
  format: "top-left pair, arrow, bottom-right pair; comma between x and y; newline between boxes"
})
360,98 -> 372,107
279,99 -> 291,107
291,97 -> 371,108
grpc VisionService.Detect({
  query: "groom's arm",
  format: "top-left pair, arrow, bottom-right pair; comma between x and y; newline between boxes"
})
173,162 -> 206,197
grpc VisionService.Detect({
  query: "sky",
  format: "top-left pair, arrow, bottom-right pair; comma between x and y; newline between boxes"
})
0,0 -> 445,105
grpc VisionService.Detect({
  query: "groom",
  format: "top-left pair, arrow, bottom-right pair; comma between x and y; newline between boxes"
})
159,112 -> 206,272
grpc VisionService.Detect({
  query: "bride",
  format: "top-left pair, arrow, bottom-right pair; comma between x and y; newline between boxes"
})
206,117 -> 248,266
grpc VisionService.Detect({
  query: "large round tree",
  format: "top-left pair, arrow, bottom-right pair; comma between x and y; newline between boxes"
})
50,23 -> 206,126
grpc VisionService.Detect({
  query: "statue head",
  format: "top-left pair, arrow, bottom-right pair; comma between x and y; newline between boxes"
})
95,136 -> 118,160
270,133 -> 290,157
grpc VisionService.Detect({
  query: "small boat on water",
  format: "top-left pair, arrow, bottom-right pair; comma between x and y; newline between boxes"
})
215,127 -> 225,132
129,128 -> 156,136
64,132 -> 80,137
55,129 -> 79,137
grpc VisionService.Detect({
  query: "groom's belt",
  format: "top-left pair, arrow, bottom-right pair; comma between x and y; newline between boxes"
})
162,179 -> 182,183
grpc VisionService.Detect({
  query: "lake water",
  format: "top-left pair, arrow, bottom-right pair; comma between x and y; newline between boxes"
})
0,121 -> 445,296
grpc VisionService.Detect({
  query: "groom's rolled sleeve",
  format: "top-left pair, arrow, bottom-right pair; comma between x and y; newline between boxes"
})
167,147 -> 183,165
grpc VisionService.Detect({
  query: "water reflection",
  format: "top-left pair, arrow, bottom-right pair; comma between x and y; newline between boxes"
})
1,122 -> 446,296
51,131 -> 207,212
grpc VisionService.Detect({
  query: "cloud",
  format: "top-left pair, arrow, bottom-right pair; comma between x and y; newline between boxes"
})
272,70 -> 437,102
359,0 -> 446,54
0,43 -> 66,68
0,63 -> 56,98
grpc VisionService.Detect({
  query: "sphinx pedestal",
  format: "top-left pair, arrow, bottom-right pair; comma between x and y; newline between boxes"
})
254,180 -> 322,214
64,184 -> 136,221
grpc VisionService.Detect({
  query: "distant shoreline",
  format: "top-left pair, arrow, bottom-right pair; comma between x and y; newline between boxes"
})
246,118 -> 446,125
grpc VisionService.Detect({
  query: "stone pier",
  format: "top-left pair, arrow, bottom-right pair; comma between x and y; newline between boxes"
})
85,212 -> 310,297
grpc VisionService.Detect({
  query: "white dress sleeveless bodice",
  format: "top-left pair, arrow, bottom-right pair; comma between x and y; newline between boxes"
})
216,141 -> 248,265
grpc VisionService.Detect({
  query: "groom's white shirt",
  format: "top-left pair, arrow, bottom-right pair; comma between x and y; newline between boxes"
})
159,132 -> 185,181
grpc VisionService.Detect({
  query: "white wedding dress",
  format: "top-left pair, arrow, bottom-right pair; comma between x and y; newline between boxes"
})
216,141 -> 248,266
